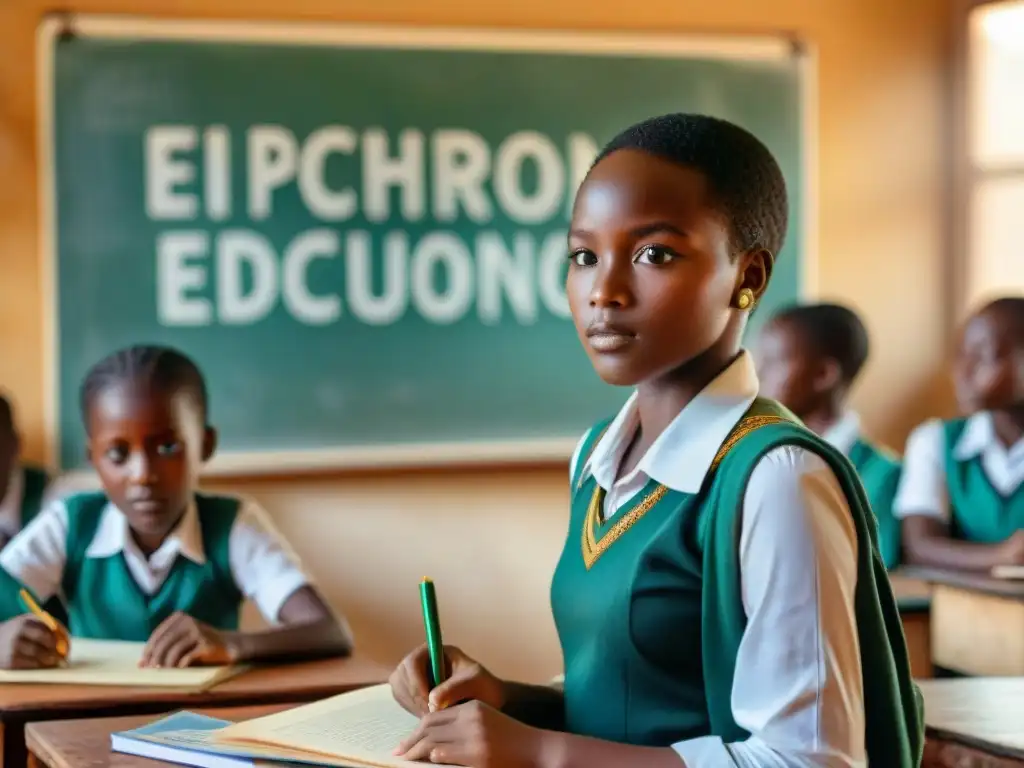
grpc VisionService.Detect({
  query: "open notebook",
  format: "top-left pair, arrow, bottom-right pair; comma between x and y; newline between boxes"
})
0,638 -> 245,689
210,684 -> 459,768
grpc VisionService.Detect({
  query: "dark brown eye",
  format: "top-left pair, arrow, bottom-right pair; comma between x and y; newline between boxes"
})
569,249 -> 597,267
634,245 -> 678,265
156,441 -> 182,457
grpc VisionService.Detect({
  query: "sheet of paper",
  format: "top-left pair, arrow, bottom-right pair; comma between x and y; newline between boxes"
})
0,637 -> 244,689
217,684 -> 459,768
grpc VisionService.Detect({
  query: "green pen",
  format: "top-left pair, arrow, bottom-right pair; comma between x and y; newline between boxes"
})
420,577 -> 447,690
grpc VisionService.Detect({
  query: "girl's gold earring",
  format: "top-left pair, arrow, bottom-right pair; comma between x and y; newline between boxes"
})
735,288 -> 755,310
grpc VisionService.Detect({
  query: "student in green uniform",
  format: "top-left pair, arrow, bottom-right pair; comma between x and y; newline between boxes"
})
0,345 -> 352,670
0,395 -> 51,551
897,296 -> 1024,571
756,302 -> 904,568
388,114 -> 923,767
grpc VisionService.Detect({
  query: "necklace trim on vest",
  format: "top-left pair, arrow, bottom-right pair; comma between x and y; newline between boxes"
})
580,413 -> 789,570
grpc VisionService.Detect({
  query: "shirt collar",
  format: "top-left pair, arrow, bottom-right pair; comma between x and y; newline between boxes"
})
85,498 -> 206,567
583,351 -> 759,495
822,411 -> 861,456
953,411 -> 997,460
953,411 -> 1024,460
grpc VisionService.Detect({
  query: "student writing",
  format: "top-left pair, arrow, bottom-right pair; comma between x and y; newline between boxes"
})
896,296 -> 1024,571
389,114 -> 922,767
0,345 -> 352,670
756,302 -> 903,568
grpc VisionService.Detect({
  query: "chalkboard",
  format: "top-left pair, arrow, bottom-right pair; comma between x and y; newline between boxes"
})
39,16 -> 813,473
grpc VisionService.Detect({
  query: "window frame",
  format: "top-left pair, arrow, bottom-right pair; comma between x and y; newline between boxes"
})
951,0 -> 1024,321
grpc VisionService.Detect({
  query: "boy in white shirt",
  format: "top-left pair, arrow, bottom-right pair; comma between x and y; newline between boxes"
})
0,345 -> 352,670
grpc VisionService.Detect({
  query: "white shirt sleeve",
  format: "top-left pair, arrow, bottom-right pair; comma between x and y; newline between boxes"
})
672,446 -> 866,768
569,427 -> 593,482
228,499 -> 312,624
0,500 -> 70,602
892,419 -> 948,522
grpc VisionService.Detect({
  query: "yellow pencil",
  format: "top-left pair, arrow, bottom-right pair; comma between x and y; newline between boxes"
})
19,588 -> 69,661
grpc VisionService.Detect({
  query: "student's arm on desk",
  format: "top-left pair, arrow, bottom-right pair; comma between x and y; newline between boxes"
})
141,500 -> 353,667
902,516 -> 1024,571
230,584 -> 351,662
141,585 -> 352,667
227,499 -> 353,660
894,420 -> 1024,571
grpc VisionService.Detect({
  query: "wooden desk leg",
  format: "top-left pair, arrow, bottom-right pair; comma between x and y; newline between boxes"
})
902,612 -> 933,679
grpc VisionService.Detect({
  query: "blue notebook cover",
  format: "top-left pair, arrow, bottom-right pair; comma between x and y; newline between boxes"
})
111,711 -> 332,767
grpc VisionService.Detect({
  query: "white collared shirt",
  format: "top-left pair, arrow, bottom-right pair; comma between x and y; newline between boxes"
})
894,412 -> 1024,521
570,351 -> 865,768
0,495 -> 311,624
0,466 -> 24,539
822,412 -> 862,457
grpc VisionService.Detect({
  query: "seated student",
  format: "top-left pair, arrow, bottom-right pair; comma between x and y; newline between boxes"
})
0,395 -> 51,551
896,296 -> 1024,571
757,302 -> 904,568
388,114 -> 922,767
0,345 -> 352,670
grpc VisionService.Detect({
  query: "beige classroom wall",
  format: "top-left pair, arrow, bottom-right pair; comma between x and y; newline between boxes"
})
0,0 -> 949,680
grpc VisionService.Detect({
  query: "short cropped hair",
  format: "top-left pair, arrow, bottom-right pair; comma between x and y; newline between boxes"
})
774,302 -> 870,384
594,113 -> 789,257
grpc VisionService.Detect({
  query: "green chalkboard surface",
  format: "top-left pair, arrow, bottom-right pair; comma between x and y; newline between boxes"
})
40,17 -> 812,473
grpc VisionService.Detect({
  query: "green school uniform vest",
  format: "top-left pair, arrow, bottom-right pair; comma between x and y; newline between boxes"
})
0,492 -> 243,640
848,439 -> 902,569
19,465 -> 49,528
551,398 -> 923,765
943,418 -> 1024,543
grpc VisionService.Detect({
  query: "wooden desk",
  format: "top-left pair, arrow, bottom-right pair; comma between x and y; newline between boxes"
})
921,678 -> 1024,767
26,704 -> 292,768
27,679 -> 1024,768
890,573 -> 933,679
901,566 -> 1024,676
0,654 -> 388,767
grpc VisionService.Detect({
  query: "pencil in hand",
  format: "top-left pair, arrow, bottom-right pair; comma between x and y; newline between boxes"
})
19,588 -> 70,664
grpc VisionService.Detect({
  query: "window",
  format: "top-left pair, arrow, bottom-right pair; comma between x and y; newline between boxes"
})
964,0 -> 1024,307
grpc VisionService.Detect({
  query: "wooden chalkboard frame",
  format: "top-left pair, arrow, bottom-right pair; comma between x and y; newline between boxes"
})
37,15 -> 817,477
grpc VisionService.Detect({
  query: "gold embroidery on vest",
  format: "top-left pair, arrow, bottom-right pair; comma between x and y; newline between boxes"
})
709,414 -> 789,471
580,412 -> 791,570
